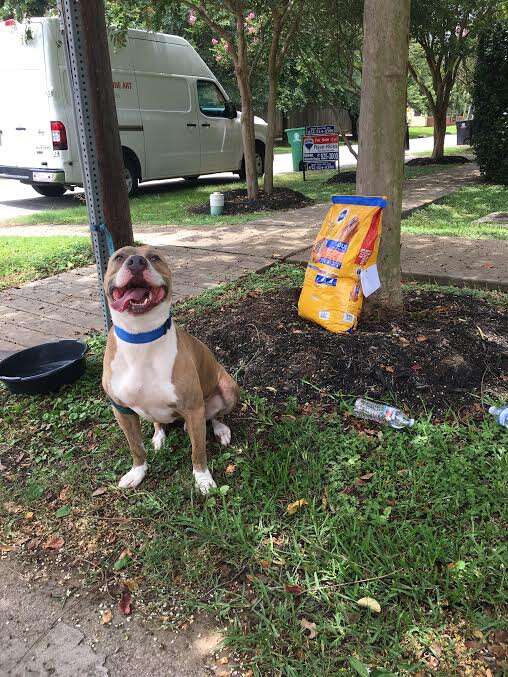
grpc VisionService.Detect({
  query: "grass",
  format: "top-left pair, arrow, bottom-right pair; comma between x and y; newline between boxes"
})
3,163 -> 466,229
0,235 -> 93,290
408,125 -> 456,139
402,183 -> 508,240
0,265 -> 506,676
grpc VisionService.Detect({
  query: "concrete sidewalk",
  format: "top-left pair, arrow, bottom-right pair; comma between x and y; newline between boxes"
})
1,163 -> 506,355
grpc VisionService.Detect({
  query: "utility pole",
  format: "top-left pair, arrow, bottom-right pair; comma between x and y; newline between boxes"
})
58,0 -> 134,332
79,0 -> 133,249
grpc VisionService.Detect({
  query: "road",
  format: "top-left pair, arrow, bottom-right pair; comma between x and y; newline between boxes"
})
0,134 -> 458,223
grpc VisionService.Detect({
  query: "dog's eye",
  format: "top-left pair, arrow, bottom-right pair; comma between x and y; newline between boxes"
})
115,254 -> 125,263
149,254 -> 160,262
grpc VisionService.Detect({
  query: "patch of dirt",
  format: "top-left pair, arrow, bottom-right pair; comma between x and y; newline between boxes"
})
183,287 -> 507,418
405,155 -> 472,166
325,171 -> 357,185
189,187 -> 313,216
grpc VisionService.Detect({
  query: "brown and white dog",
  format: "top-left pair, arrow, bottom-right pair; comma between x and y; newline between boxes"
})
102,245 -> 239,494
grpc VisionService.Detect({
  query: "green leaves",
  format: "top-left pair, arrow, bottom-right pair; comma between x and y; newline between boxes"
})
55,505 -> 71,518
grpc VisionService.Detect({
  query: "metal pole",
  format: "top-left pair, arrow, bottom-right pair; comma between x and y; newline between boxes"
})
57,0 -> 111,333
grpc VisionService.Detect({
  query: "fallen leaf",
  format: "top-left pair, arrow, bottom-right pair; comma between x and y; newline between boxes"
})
55,505 -> 71,518
321,486 -> 329,511
43,535 -> 64,551
216,657 -> 229,665
119,587 -> 132,615
398,336 -> 410,346
357,596 -> 381,613
285,584 -> 303,595
0,545 -> 15,553
416,335 -> 428,342
359,472 -> 374,481
225,464 -> 236,475
299,617 -> 317,639
472,629 -> 485,640
216,671 -> 230,677
286,499 -> 308,515
92,487 -> 108,497
101,609 -> 113,625
3,501 -> 22,514
113,549 -> 132,571
58,485 -> 71,501
430,641 -> 442,658
266,386 -> 277,393
259,559 -> 270,570
380,364 -> 395,373
122,578 -> 139,592
482,261 -> 494,269
24,511 -> 34,520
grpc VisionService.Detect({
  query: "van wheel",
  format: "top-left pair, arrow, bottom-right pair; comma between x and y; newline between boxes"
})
32,184 -> 66,198
184,175 -> 200,185
238,148 -> 265,181
124,157 -> 139,197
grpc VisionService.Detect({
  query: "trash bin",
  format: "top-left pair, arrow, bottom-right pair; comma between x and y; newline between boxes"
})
285,126 -> 305,171
456,119 -> 473,145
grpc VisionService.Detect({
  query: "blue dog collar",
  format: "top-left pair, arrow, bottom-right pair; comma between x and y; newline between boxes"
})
114,314 -> 172,344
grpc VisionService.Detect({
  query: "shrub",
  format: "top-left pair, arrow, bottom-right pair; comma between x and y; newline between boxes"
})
472,22 -> 508,184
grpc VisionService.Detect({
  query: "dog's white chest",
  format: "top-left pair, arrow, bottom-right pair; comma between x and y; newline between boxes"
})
109,327 -> 178,423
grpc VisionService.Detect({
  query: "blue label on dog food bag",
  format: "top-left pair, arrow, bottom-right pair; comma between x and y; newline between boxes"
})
318,257 -> 342,269
315,274 -> 337,286
325,239 -> 348,252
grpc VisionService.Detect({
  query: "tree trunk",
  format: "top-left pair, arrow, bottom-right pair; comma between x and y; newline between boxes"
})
431,99 -> 447,160
80,0 -> 133,248
263,22 -> 281,195
234,16 -> 258,200
356,0 -> 410,315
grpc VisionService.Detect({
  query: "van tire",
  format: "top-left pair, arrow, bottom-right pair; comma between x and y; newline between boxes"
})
238,145 -> 265,181
183,175 -> 200,185
32,184 -> 66,198
124,156 -> 139,197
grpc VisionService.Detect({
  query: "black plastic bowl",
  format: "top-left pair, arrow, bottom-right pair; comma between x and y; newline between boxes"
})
0,340 -> 88,395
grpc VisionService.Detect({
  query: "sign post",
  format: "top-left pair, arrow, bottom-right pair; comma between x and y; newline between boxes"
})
302,125 -> 339,180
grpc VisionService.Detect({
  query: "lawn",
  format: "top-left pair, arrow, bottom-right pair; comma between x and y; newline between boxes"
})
0,235 -> 93,290
402,183 -> 508,240
1,265 -> 506,675
409,125 -> 456,139
3,163 -> 468,229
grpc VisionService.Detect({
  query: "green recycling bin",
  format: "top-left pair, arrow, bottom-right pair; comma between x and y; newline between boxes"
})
285,126 -> 305,172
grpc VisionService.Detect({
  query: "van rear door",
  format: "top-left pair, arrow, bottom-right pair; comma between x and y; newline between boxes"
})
0,20 -> 55,172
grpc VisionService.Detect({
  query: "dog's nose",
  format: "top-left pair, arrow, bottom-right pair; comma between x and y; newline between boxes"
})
126,255 -> 147,273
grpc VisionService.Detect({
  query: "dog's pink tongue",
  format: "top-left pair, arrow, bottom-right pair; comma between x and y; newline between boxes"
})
110,287 -> 147,312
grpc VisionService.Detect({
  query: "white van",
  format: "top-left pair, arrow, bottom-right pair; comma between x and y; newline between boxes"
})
0,17 -> 267,196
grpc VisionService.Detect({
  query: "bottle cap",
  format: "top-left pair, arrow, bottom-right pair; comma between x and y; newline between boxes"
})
488,406 -> 495,414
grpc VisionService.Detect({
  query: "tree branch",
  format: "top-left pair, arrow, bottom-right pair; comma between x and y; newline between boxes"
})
408,59 -> 436,112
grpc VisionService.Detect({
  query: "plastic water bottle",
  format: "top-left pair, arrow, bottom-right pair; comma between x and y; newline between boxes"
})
354,398 -> 415,429
488,405 -> 508,428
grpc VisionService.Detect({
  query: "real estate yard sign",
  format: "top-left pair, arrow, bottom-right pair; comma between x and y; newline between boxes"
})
303,125 -> 339,179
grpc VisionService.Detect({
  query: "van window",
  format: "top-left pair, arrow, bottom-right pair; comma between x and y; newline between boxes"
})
197,80 -> 227,117
137,73 -> 190,112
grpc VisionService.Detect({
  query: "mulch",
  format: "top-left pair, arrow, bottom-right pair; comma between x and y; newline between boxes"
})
405,156 -> 472,166
183,286 -> 507,419
189,188 -> 313,216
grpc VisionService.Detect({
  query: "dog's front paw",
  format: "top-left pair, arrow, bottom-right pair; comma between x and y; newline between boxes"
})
212,420 -> 231,446
152,428 -> 166,451
118,463 -> 147,489
193,467 -> 217,495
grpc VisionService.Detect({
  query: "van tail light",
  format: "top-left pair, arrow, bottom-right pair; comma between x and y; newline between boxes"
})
51,121 -> 68,150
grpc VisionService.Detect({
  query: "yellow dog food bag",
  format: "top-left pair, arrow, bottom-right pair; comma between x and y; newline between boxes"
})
298,195 -> 387,333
